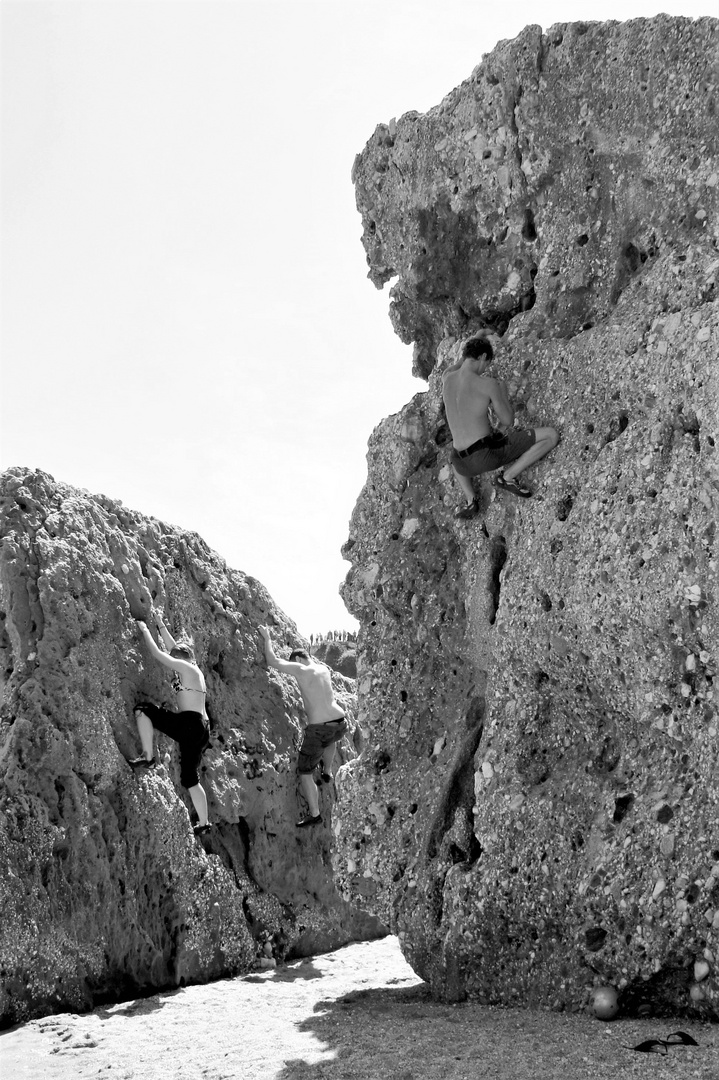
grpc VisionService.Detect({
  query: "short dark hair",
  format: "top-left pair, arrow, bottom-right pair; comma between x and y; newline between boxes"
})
171,643 -> 195,662
289,648 -> 310,662
463,335 -> 493,361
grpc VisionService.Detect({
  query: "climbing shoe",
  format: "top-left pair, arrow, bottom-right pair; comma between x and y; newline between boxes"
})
128,756 -> 156,769
625,1032 -> 698,1054
454,498 -> 481,520
296,814 -> 322,828
495,475 -> 532,498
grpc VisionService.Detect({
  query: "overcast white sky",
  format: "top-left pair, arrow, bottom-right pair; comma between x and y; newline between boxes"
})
2,0 -> 716,637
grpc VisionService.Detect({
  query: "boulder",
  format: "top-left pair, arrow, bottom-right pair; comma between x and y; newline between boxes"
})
0,467 -> 384,1027
335,16 -> 719,1017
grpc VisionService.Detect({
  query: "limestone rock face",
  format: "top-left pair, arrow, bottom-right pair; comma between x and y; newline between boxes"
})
353,16 -> 717,378
0,468 -> 383,1027
336,17 -> 719,1016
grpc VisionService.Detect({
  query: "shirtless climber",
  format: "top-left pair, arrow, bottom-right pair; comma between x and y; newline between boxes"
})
129,612 -> 212,837
442,332 -> 559,518
259,625 -> 347,828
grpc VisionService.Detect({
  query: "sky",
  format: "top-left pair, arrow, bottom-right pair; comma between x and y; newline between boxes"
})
2,0 -> 716,638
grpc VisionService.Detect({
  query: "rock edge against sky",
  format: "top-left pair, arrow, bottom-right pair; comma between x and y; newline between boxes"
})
334,16 -> 719,1016
0,467 -> 382,1028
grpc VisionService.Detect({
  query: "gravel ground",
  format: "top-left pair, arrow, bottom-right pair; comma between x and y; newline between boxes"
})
1,937 -> 717,1079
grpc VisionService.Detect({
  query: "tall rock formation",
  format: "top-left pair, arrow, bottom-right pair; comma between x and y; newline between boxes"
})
0,467 -> 382,1027
335,16 -> 719,1016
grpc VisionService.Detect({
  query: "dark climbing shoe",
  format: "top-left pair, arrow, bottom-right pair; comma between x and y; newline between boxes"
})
625,1031 -> 698,1054
495,475 -> 532,498
320,771 -> 332,784
625,1040 -> 668,1055
454,498 -> 481,520
296,814 -> 322,828
128,756 -> 156,769
665,1032 -> 698,1047
193,823 -> 212,837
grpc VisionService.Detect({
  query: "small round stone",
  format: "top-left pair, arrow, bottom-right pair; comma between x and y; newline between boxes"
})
590,986 -> 618,1020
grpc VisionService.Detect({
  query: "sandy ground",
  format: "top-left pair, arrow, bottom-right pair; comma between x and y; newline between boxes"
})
2,937 -> 718,1079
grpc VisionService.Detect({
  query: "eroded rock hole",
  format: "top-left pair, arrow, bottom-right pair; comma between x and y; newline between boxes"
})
522,208 -> 537,241
449,836 -> 483,867
488,536 -> 508,625
613,794 -> 635,823
449,843 -> 466,864
604,412 -> 629,444
626,240 -> 655,271
585,926 -> 607,952
556,494 -> 574,521
434,423 -> 451,446
373,750 -> 392,775
520,288 -> 536,312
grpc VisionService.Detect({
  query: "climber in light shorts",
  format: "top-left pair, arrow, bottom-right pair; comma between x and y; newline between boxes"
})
259,625 -> 348,829
442,332 -> 559,517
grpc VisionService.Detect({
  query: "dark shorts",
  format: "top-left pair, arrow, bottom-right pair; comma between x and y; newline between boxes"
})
297,717 -> 348,774
135,702 -> 210,789
450,428 -> 536,478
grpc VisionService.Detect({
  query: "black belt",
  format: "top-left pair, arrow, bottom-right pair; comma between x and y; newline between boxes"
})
454,433 -> 504,459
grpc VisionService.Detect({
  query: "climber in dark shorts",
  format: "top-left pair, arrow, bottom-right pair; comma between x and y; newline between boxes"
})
442,332 -> 559,517
130,612 -> 211,836
259,625 -> 347,828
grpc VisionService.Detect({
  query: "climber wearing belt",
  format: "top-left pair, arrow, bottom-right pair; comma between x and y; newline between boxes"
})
259,625 -> 348,828
442,332 -> 559,518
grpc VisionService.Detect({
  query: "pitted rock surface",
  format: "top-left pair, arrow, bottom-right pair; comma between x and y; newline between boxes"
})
353,16 -> 717,378
0,467 -> 383,1027
335,16 -> 719,1016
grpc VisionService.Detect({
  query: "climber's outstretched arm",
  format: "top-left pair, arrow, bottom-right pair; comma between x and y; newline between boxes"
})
155,612 -> 177,652
258,625 -> 307,676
